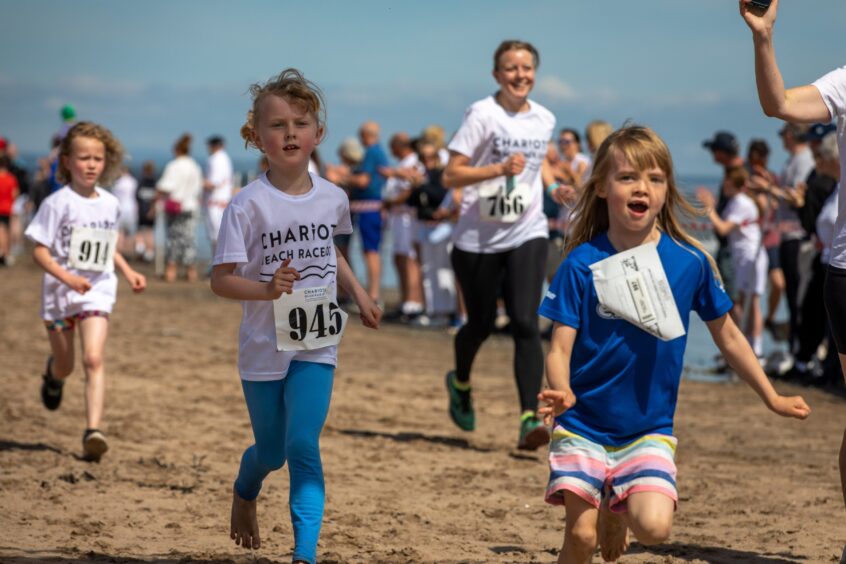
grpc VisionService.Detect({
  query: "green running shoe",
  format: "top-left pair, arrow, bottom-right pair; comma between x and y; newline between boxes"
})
445,371 -> 475,431
517,411 -> 550,450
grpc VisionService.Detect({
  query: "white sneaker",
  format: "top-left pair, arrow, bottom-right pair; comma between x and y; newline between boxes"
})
83,429 -> 109,461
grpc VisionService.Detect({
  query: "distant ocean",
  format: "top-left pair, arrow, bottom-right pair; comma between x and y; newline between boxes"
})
16,150 -> 772,377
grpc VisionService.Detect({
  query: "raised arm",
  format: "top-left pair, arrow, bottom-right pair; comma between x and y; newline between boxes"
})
740,0 -> 831,122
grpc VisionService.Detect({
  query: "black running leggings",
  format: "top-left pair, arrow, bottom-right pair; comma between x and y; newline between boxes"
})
824,265 -> 846,355
451,237 -> 547,413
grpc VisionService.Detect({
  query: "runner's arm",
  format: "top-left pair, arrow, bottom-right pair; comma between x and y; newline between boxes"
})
706,312 -> 810,419
335,249 -> 381,328
442,152 -> 508,189
741,0 -> 831,122
210,262 -> 297,301
114,252 -> 146,293
33,243 -> 72,282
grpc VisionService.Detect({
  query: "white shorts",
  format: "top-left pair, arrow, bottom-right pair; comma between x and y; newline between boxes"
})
205,204 -> 227,244
390,209 -> 417,258
12,194 -> 28,216
117,209 -> 138,237
733,249 -> 768,296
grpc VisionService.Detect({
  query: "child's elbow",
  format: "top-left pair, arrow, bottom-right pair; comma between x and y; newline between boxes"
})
209,271 -> 224,297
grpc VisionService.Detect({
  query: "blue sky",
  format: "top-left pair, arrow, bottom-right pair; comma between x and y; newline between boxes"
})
2,1 -> 844,176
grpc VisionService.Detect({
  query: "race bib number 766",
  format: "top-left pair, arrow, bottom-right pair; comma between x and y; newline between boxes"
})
478,177 -> 532,223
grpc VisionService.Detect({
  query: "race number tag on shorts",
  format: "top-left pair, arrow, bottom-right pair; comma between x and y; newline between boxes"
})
478,177 -> 532,223
273,286 -> 348,351
68,226 -> 117,272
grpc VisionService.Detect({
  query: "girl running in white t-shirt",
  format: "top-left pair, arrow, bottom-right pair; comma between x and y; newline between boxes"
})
210,69 -> 381,564
442,39 -> 556,449
25,122 -> 147,461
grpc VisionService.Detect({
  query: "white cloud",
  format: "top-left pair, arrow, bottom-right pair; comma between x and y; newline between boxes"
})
59,75 -> 148,97
535,76 -> 579,102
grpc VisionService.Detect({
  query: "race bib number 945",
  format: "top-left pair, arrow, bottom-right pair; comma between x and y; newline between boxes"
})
478,177 -> 532,223
68,226 -> 117,272
273,286 -> 348,351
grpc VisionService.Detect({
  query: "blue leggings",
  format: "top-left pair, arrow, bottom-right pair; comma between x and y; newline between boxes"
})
235,361 -> 334,564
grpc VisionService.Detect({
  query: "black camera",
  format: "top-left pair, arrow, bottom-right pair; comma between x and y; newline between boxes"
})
749,0 -> 772,12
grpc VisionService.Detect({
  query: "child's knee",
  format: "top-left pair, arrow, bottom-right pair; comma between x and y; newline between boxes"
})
565,520 -> 598,557
82,352 -> 104,373
51,357 -> 74,378
630,512 -> 672,545
255,446 -> 286,472
509,313 -> 539,339
285,435 -> 320,465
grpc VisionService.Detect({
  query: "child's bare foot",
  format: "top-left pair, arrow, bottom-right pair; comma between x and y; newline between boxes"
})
230,487 -> 260,550
598,504 -> 629,562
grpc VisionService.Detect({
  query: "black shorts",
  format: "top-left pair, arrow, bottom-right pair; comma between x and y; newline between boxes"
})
824,264 -> 846,354
0,214 -> 10,226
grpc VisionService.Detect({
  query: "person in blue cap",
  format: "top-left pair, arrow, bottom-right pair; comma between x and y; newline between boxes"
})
703,130 -> 744,303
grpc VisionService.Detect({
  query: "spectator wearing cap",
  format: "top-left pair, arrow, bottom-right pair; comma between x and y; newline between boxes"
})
202,135 -> 234,257
703,130 -> 745,300
774,123 -> 816,354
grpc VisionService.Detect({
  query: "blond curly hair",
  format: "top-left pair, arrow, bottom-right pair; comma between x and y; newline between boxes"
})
240,68 -> 326,151
56,121 -> 124,186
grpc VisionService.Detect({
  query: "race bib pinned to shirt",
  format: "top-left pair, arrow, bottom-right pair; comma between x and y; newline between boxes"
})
589,242 -> 685,341
273,286 -> 348,351
477,177 -> 532,223
68,226 -> 117,273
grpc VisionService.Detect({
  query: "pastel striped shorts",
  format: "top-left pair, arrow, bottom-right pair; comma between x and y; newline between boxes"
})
44,310 -> 110,332
545,426 -> 678,512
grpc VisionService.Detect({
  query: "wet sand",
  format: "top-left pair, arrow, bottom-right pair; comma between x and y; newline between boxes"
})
1,259 -> 844,563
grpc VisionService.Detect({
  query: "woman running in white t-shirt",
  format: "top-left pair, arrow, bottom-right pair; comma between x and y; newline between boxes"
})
210,69 -> 381,564
442,39 -> 556,449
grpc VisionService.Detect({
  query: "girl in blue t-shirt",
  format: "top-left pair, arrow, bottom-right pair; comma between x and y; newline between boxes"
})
537,125 -> 810,563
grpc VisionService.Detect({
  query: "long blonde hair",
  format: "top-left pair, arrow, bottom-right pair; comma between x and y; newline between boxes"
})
565,125 -> 721,280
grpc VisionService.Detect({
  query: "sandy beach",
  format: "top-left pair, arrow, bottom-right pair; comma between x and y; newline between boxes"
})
1,259 -> 844,563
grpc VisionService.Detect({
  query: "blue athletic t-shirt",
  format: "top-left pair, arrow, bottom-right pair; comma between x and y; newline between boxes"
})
351,144 -> 389,201
538,232 -> 733,446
